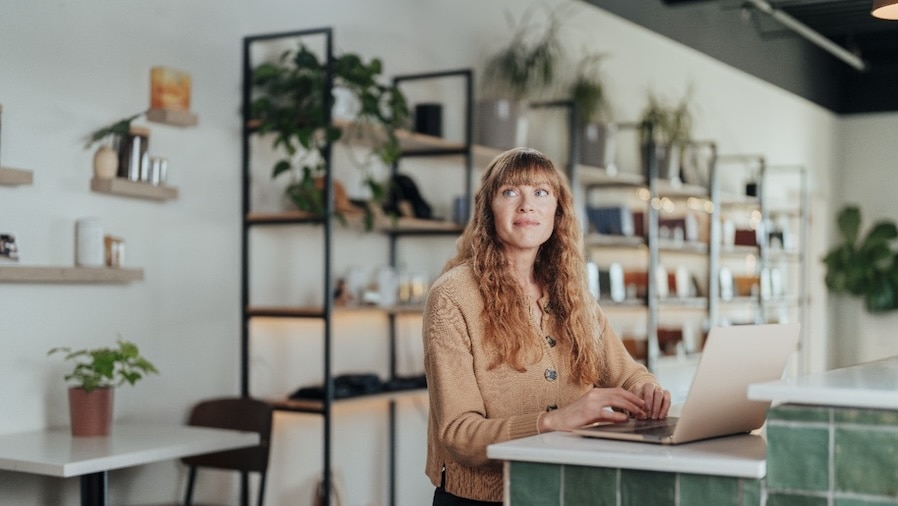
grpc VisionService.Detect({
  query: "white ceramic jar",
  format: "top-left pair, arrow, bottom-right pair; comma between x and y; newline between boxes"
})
75,218 -> 104,267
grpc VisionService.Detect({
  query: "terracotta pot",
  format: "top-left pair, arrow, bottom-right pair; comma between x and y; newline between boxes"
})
68,387 -> 114,437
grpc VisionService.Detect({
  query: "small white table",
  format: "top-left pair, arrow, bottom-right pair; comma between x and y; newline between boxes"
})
0,423 -> 260,506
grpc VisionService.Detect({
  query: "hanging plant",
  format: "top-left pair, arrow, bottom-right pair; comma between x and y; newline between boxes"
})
570,51 -> 611,126
481,3 -> 570,103
823,205 -> 898,312
250,43 -> 410,229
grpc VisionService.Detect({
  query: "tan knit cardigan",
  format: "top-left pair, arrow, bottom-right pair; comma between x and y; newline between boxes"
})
422,263 -> 659,502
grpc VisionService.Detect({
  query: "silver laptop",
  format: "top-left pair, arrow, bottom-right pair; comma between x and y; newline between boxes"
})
574,322 -> 800,445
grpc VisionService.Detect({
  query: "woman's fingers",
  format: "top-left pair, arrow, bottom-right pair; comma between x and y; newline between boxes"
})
639,383 -> 671,419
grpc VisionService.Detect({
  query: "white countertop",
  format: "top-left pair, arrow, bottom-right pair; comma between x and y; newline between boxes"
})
748,356 -> 898,410
0,423 -> 259,478
487,431 -> 767,479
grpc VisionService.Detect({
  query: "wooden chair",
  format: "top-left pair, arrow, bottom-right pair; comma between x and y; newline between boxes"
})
181,397 -> 273,506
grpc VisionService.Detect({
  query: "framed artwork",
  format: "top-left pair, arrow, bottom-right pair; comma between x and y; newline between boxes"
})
150,66 -> 192,112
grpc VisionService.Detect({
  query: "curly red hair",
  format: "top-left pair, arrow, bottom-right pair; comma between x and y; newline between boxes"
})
443,147 -> 603,385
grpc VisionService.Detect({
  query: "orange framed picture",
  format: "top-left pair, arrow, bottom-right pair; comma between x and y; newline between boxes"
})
150,66 -> 191,112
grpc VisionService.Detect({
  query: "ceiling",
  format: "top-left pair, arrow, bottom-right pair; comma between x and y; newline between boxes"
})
585,0 -> 898,114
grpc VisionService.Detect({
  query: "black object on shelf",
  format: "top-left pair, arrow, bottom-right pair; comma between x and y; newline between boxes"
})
383,374 -> 427,391
414,103 -> 443,137
290,373 -> 384,400
382,173 -> 433,219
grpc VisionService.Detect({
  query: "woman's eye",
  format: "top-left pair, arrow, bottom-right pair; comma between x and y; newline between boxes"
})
502,188 -> 519,197
535,189 -> 550,197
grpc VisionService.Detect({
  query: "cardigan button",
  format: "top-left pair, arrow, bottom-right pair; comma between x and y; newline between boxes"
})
546,404 -> 558,411
544,369 -> 557,381
545,336 -> 556,347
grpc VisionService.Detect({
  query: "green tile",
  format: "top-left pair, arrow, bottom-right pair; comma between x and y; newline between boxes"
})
766,492 -> 828,506
679,474 -> 739,506
834,407 -> 898,426
620,469 -> 675,506
835,427 -> 898,497
768,404 -> 831,423
740,479 -> 763,506
835,498 -> 898,506
563,465 -> 616,506
766,425 -> 830,491
510,461 -> 561,506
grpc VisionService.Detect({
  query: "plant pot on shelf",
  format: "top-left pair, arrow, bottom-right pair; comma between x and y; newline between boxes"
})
642,142 -> 681,182
579,122 -> 617,173
67,386 -> 114,437
476,98 -> 528,150
92,145 -> 119,179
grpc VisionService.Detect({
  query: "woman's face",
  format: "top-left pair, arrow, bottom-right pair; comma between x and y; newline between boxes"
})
491,178 -> 558,256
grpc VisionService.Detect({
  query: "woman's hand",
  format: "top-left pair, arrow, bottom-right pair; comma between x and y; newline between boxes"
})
539,387 -> 646,433
638,382 -> 671,420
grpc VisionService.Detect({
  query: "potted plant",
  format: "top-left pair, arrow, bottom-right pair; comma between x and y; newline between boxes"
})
250,43 -> 410,230
569,51 -> 616,172
48,338 -> 159,436
639,90 -> 694,182
823,205 -> 898,312
84,111 -> 146,180
478,4 -> 568,150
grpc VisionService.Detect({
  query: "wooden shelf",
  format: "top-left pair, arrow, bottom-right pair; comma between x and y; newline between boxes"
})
91,177 -> 178,201
146,108 -> 198,127
246,210 -> 462,235
267,388 -> 428,414
585,234 -> 646,249
247,304 -> 425,319
0,265 -> 143,284
0,166 -> 34,186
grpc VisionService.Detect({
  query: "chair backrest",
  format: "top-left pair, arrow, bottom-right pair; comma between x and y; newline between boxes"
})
181,397 -> 273,474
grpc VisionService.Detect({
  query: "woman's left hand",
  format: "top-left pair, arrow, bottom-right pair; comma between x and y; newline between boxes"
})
639,383 -> 671,419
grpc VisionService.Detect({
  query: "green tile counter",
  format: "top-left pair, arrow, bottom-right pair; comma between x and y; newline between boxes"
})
488,357 -> 898,505
487,431 -> 767,505
749,357 -> 898,505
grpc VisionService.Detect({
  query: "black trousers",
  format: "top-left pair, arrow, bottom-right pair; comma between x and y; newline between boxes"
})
433,486 -> 502,506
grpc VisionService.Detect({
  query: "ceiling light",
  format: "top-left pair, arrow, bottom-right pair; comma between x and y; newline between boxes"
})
872,0 -> 898,19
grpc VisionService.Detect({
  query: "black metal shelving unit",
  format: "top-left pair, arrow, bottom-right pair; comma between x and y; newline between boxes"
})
241,26 -> 337,506
241,29 -> 476,504
387,68 -> 473,506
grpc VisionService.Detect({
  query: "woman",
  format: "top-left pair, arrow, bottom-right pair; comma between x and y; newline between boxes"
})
423,147 -> 671,505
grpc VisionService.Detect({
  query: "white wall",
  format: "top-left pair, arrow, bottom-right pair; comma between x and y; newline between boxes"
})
0,0 -> 854,504
831,114 -> 898,367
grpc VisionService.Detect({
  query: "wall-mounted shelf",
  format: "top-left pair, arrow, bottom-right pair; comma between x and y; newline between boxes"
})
146,108 -> 198,127
0,166 -> 34,186
0,265 -> 143,283
268,388 -> 428,414
90,177 -> 178,201
246,210 -> 462,234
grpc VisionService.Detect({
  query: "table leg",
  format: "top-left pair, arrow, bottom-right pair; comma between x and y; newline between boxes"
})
80,471 -> 108,506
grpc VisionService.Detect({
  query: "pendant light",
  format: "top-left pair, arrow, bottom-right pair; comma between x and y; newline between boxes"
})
872,0 -> 898,20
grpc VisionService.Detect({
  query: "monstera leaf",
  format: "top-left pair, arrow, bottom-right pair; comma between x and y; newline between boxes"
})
823,206 -> 898,312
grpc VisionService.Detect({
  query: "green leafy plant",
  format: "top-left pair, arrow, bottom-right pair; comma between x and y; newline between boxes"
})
823,205 -> 898,312
481,4 -> 569,102
48,338 -> 159,392
250,43 -> 410,228
84,111 -> 145,149
639,91 -> 693,147
570,51 -> 611,126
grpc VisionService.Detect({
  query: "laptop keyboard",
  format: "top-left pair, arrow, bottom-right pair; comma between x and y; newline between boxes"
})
632,423 -> 677,438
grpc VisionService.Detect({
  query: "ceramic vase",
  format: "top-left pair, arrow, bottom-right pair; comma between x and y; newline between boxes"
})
476,98 -> 528,150
580,122 -> 618,173
68,386 -> 114,437
92,145 -> 119,179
